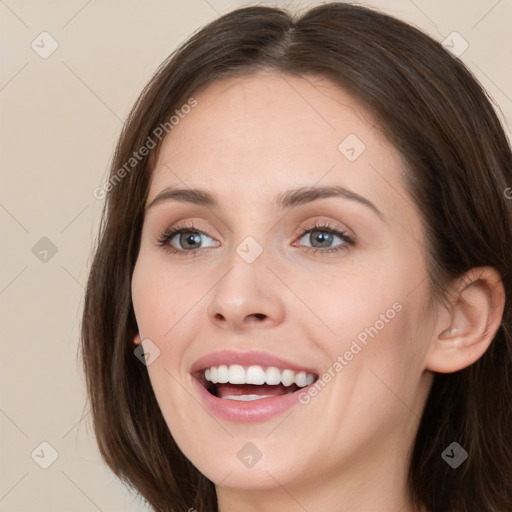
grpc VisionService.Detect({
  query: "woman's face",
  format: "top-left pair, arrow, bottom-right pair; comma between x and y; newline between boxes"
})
131,73 -> 436,501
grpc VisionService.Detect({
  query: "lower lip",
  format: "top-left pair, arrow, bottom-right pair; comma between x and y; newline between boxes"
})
192,376 -> 308,423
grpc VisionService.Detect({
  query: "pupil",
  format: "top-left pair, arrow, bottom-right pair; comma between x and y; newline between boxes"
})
182,231 -> 201,249
179,230 -> 334,250
312,230 -> 332,247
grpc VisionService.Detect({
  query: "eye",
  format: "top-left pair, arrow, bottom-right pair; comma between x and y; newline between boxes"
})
157,220 -> 355,257
294,221 -> 355,254
157,222 -> 219,255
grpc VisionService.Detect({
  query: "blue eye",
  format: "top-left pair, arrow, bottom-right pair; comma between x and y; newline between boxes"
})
157,223 -> 218,255
157,221 -> 355,256
294,222 -> 355,254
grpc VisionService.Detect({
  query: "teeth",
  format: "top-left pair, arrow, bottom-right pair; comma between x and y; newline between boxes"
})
245,365 -> 266,385
222,394 -> 274,401
228,364 -> 245,384
265,366 -> 281,385
295,371 -> 307,388
281,369 -> 295,387
217,365 -> 229,383
203,364 -> 316,388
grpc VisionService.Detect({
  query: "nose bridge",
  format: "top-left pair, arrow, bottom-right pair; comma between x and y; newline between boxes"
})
206,233 -> 286,328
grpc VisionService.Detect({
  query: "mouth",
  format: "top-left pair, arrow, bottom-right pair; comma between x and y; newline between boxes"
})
190,350 -> 320,423
198,364 -> 318,401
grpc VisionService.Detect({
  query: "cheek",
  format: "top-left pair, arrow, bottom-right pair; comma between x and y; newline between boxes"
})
131,254 -> 206,344
289,266 -> 403,348
294,258 -> 430,388
131,257 -> 208,435
321,282 -> 431,419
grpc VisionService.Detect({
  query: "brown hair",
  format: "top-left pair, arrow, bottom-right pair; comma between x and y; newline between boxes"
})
81,3 -> 512,511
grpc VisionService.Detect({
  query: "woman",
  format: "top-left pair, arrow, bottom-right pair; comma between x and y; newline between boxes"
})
81,3 -> 512,511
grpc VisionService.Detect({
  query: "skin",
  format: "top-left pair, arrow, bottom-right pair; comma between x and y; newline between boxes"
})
131,72 -> 504,512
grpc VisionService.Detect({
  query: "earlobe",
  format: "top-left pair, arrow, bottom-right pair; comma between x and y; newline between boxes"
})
425,267 -> 505,374
134,333 -> 142,345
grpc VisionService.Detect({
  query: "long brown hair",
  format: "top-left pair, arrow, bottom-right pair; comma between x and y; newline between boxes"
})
81,3 -> 512,511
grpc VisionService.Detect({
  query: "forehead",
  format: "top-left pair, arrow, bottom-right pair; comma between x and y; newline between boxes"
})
148,72 -> 410,220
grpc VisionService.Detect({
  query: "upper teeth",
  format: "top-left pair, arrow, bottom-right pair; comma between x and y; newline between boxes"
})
204,365 -> 315,388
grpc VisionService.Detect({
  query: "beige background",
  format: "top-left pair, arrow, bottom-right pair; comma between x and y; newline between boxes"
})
1,1 -> 511,510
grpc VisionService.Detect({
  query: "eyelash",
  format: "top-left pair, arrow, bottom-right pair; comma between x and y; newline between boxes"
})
157,220 -> 355,257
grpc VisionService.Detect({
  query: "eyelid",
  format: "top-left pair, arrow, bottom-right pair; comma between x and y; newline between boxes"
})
295,218 -> 356,243
157,218 -> 356,256
156,221 -> 217,252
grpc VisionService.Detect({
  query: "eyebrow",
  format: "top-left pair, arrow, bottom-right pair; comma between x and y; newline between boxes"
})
146,185 -> 384,219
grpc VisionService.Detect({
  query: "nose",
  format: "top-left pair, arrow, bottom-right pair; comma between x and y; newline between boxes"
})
206,248 -> 286,331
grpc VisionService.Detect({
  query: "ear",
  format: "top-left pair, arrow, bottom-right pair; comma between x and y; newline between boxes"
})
425,267 -> 505,373
134,332 -> 142,345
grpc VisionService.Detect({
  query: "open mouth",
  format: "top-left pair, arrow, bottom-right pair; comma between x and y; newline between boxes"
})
196,364 -> 318,401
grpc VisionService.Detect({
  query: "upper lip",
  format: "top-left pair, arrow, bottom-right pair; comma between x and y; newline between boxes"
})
190,350 -> 319,377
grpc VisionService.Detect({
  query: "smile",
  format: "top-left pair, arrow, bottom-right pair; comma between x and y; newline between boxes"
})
190,351 -> 319,423
204,364 -> 316,400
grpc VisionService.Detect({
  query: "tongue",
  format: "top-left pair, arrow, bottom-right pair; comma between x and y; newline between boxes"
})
216,383 -> 298,398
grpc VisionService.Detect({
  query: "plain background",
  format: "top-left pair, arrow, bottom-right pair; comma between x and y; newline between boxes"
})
1,1 -> 511,510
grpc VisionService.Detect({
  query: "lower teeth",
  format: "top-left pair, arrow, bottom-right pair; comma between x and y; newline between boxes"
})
222,394 -> 274,401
